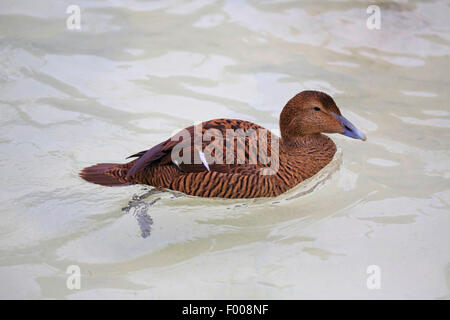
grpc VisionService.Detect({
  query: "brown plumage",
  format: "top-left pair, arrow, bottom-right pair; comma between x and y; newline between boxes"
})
80,91 -> 366,198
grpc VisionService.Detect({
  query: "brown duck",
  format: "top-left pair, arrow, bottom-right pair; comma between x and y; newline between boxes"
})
80,90 -> 366,198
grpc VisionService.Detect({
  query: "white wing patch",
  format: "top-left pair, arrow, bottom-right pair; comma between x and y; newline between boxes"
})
198,151 -> 210,172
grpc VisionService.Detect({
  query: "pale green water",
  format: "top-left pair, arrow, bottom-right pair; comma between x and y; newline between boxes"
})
0,0 -> 449,299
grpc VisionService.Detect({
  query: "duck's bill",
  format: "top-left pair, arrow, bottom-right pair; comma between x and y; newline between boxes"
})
332,113 -> 367,141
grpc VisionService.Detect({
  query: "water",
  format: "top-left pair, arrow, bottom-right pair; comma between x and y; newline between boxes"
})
0,0 -> 449,299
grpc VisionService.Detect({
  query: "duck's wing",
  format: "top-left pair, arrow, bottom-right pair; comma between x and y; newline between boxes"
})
126,119 -> 277,177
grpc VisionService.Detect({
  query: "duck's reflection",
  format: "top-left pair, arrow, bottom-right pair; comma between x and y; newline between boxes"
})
121,188 -> 164,238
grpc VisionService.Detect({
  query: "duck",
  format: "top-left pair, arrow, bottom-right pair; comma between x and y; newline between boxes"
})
80,90 -> 366,198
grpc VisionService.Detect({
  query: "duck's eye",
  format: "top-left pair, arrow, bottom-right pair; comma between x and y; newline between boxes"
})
313,107 -> 321,111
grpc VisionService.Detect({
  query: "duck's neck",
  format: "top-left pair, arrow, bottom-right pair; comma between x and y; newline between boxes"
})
280,133 -> 330,152
271,133 -> 337,193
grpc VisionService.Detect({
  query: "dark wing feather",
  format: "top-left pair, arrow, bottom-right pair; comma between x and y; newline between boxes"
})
127,119 -> 276,177
126,140 -> 169,177
126,150 -> 147,159
126,126 -> 195,177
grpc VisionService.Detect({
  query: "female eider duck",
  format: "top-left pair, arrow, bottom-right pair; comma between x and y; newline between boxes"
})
80,90 -> 366,198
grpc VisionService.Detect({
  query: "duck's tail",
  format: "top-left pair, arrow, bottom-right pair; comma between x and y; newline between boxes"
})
79,163 -> 131,187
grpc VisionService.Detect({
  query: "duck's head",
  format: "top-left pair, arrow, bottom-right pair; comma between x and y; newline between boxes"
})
280,90 -> 366,142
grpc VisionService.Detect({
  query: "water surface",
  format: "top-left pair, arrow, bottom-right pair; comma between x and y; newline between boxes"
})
0,0 -> 449,299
